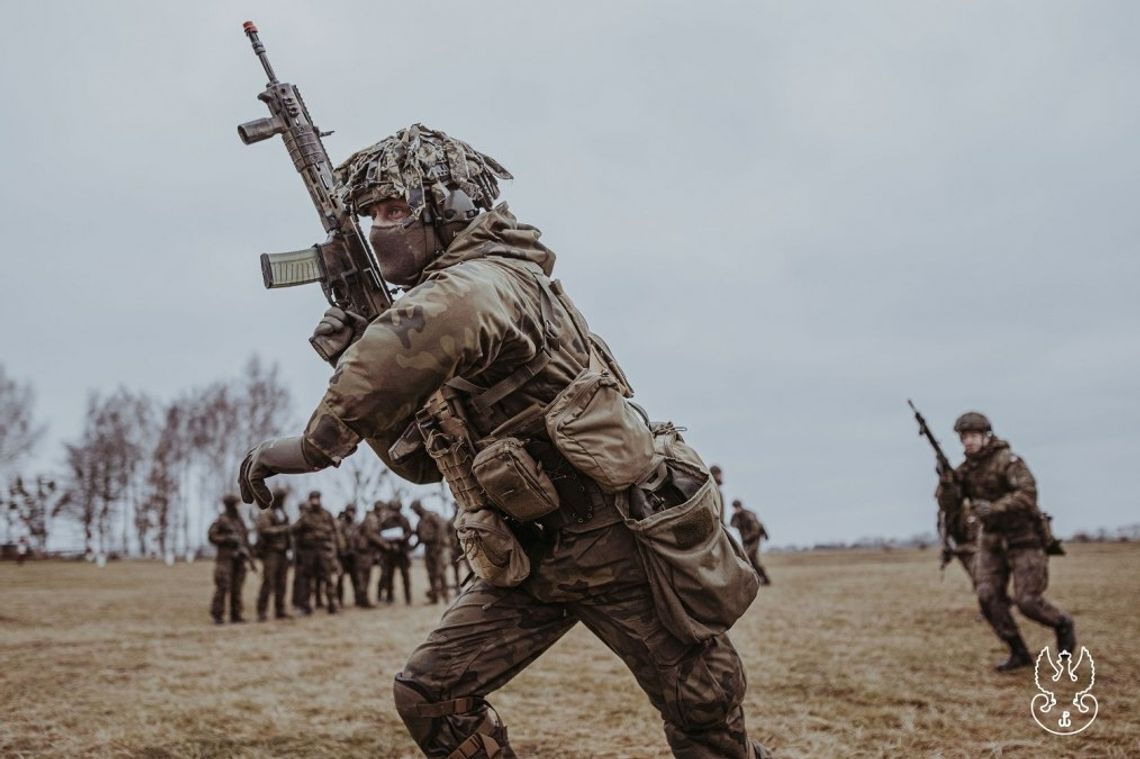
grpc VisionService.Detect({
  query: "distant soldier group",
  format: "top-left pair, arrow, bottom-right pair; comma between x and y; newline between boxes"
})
206,489 -> 466,624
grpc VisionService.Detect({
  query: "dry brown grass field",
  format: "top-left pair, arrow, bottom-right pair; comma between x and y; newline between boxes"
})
1,543 -> 1137,758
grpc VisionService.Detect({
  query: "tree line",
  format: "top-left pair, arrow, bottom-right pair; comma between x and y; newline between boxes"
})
1,357 -> 293,559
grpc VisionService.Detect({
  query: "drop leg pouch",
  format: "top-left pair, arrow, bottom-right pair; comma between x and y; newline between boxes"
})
620,454 -> 760,644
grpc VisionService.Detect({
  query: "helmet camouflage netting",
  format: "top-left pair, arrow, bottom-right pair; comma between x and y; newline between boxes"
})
335,123 -> 513,218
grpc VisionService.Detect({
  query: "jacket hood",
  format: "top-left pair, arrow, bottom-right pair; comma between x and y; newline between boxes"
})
418,203 -> 556,283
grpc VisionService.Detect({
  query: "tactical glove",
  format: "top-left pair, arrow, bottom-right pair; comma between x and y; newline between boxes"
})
239,436 -> 322,508
973,499 -> 994,519
311,306 -> 370,366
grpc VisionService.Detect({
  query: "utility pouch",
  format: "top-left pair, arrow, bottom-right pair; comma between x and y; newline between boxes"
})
455,508 -> 531,588
620,423 -> 760,644
1039,511 -> 1065,556
472,437 -> 562,523
544,369 -> 661,492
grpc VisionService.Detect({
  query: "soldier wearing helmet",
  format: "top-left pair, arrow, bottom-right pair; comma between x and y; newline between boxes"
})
936,411 -> 1075,671
207,493 -> 253,624
239,124 -> 768,758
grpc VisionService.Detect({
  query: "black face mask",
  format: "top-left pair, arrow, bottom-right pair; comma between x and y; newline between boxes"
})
369,219 -> 443,288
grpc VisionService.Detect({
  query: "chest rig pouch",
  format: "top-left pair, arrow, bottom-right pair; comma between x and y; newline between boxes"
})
412,266 -> 662,586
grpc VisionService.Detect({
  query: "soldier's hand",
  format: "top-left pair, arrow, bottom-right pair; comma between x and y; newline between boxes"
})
239,436 -> 322,508
973,499 -> 994,518
311,306 -> 369,366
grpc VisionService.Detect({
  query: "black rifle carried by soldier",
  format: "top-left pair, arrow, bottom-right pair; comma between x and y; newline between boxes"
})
908,400 -> 970,572
237,21 -> 394,361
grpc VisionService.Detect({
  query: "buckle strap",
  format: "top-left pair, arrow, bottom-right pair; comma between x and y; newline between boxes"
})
412,695 -> 483,718
447,732 -> 502,759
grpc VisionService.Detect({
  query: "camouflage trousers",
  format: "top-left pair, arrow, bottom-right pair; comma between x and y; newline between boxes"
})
423,544 -> 450,603
394,520 -> 762,758
353,551 -> 375,605
256,550 -> 289,618
337,553 -> 356,606
742,540 -> 770,585
296,548 -> 339,612
210,556 -> 247,621
956,549 -> 977,588
379,550 -> 412,604
975,536 -> 1067,641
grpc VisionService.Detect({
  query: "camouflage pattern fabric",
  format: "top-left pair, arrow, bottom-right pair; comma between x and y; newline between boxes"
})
378,510 -> 413,605
208,512 -> 252,622
335,123 -> 512,218
256,507 -> 291,618
293,200 -> 763,754
975,540 -> 1066,638
730,508 -> 770,585
292,507 -> 341,612
257,551 -> 289,618
939,438 -> 1070,642
396,520 -> 760,758
416,509 -> 451,603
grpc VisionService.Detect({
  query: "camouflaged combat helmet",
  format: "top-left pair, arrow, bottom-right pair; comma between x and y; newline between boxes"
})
953,411 -> 992,433
335,124 -> 512,220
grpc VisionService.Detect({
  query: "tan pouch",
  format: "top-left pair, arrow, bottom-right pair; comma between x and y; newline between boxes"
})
455,508 -> 531,588
472,437 -> 561,522
620,424 -> 760,643
544,369 -> 661,492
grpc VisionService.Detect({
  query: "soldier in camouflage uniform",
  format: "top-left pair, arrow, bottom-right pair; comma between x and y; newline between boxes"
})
730,499 -> 771,586
336,504 -> 358,607
291,490 -> 341,615
255,487 -> 292,621
377,499 -> 413,605
350,500 -> 388,608
411,500 -> 450,604
207,494 -> 253,624
240,125 -> 767,757
448,501 -> 468,589
936,412 -> 1076,671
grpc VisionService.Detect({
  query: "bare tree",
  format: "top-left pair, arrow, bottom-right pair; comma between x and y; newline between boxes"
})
0,364 -> 45,473
142,400 -> 190,559
4,475 -> 66,551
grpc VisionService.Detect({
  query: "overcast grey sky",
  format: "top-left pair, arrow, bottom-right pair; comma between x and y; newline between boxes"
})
1,1 -> 1137,546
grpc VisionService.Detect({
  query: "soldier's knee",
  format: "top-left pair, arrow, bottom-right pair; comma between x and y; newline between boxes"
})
394,674 -> 509,757
976,583 -> 1001,608
661,638 -> 746,732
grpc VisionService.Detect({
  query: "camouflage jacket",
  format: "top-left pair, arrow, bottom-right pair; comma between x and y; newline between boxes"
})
730,509 -> 767,544
378,511 -> 413,553
937,438 -> 1040,546
255,507 -> 291,555
355,509 -> 387,553
415,511 -> 448,547
292,507 -> 339,555
336,515 -> 355,557
302,205 -> 600,483
208,513 -> 251,562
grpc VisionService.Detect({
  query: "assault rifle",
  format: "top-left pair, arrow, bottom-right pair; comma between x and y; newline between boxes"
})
907,400 -> 961,571
236,21 -> 393,360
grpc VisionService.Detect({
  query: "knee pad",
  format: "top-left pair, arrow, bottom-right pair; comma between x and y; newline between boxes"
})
393,674 -> 510,758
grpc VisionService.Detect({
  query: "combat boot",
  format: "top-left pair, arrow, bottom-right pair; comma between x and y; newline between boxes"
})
275,611 -> 293,620
996,635 -> 1033,672
1055,616 -> 1077,654
257,613 -> 268,623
